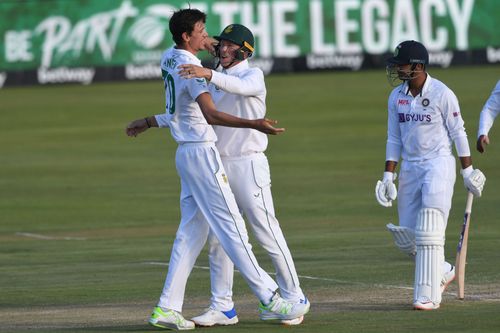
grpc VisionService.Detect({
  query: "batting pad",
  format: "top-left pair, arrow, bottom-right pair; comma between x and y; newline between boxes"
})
414,208 -> 445,304
386,223 -> 416,256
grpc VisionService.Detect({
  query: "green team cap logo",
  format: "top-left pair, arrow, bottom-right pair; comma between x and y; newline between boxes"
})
224,25 -> 234,34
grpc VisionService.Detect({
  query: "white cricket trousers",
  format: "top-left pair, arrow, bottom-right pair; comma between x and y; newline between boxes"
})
397,155 -> 456,229
157,142 -> 275,312
207,153 -> 305,311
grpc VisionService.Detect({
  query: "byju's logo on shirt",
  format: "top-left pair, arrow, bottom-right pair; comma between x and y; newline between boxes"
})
399,113 -> 431,123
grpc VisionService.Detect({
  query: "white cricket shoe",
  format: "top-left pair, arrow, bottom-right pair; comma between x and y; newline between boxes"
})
413,296 -> 440,310
258,309 -> 304,325
441,265 -> 456,293
259,294 -> 310,321
149,306 -> 195,330
191,307 -> 238,327
281,315 -> 304,325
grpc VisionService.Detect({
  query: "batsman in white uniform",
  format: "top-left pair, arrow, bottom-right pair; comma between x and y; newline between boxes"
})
125,9 -> 309,330
477,80 -> 500,153
375,40 -> 486,310
177,24 -> 307,327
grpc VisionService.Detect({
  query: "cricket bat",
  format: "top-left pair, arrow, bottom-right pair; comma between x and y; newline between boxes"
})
455,191 -> 474,300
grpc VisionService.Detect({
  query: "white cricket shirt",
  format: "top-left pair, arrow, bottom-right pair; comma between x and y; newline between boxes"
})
386,74 -> 469,162
477,80 -> 500,137
209,60 -> 268,157
155,47 -> 217,144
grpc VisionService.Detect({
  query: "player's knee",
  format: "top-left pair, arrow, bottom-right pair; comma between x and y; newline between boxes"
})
415,208 -> 445,246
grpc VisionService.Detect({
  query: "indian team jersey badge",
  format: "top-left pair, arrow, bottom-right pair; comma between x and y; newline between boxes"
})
422,98 -> 430,107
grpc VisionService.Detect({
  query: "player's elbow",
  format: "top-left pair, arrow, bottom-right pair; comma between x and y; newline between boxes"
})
202,112 -> 220,125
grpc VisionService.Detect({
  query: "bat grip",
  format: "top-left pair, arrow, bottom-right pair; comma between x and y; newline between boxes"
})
465,191 -> 474,214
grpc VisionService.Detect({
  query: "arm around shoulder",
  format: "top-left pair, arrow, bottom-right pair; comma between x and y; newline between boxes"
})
210,67 -> 265,96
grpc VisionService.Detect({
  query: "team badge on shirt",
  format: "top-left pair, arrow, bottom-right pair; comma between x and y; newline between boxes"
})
422,98 -> 430,107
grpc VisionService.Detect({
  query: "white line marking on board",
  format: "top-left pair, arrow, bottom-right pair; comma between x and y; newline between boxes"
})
16,232 -> 86,241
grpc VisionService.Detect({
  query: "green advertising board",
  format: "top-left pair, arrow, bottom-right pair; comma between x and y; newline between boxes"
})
0,0 -> 499,86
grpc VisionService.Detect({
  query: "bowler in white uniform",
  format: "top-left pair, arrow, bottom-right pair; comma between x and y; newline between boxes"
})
178,24 -> 307,327
375,40 -> 486,310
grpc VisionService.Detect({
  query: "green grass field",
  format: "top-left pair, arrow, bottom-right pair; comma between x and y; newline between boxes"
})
1,66 -> 500,332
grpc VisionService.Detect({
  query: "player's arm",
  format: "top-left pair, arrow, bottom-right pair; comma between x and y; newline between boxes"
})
477,80 -> 500,153
442,90 -> 486,196
178,64 -> 264,96
443,90 -> 473,165
375,93 -> 401,207
196,92 -> 284,135
385,91 -> 402,172
452,136 -> 485,197
125,116 -> 159,137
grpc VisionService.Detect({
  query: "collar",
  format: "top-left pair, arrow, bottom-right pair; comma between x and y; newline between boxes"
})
172,46 -> 201,64
400,73 -> 432,97
222,59 -> 249,75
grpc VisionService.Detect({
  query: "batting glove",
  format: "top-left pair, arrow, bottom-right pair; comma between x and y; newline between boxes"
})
375,172 -> 398,207
461,166 -> 486,197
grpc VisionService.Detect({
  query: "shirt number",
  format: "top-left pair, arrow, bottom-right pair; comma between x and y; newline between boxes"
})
162,70 -> 176,115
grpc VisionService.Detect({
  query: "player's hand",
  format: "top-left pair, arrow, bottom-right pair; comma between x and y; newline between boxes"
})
203,37 -> 219,56
125,118 -> 149,137
476,135 -> 489,153
375,172 -> 397,207
254,118 -> 285,135
178,64 -> 212,80
461,166 -> 486,197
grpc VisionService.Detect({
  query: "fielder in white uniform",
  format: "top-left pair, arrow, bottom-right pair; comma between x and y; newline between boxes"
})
477,80 -> 500,153
125,9 -> 309,330
375,40 -> 486,310
177,24 -> 307,327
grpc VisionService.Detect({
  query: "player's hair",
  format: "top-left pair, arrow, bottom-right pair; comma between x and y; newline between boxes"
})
169,8 -> 207,45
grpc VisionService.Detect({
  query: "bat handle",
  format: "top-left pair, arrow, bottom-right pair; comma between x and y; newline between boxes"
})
465,191 -> 474,214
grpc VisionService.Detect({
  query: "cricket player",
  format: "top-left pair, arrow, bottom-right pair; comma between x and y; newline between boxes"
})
177,24 -> 307,327
375,40 -> 486,310
125,8 -> 309,330
477,80 -> 500,153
